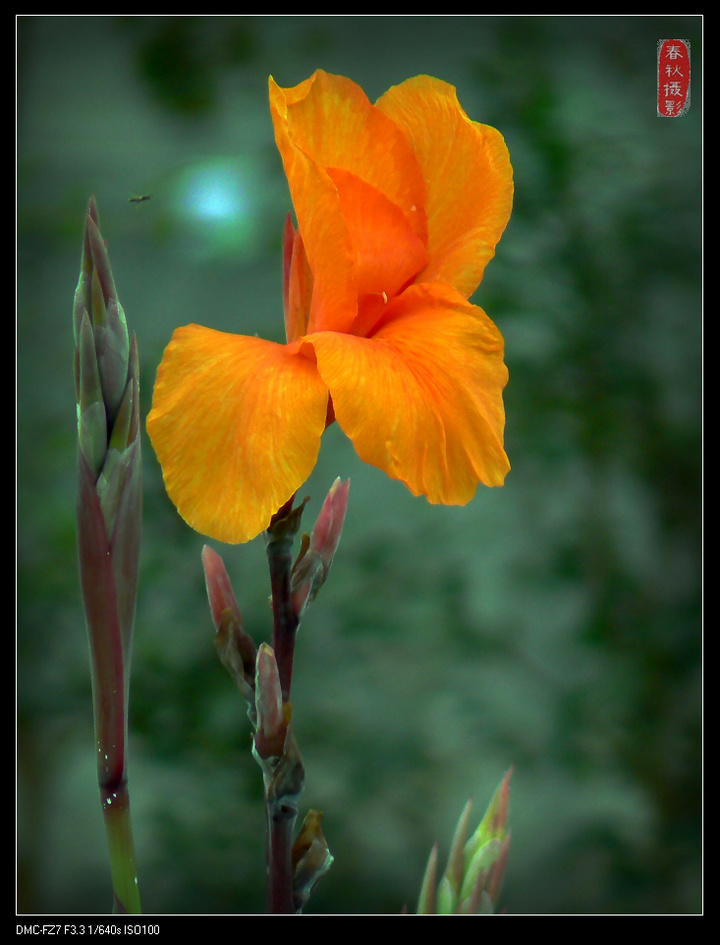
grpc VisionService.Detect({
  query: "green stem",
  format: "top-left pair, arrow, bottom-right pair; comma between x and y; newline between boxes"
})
101,779 -> 141,914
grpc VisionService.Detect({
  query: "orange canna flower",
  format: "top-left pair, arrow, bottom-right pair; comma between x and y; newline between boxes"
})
147,70 -> 513,544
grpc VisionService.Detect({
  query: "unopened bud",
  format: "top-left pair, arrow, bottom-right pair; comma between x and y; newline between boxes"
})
292,809 -> 334,911
94,297 -> 130,426
291,478 -> 349,617
76,310 -> 107,479
254,643 -> 289,760
202,545 -> 257,702
418,769 -> 512,914
464,767 -> 512,865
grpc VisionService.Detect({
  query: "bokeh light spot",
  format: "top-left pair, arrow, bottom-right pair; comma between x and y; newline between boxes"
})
173,158 -> 260,259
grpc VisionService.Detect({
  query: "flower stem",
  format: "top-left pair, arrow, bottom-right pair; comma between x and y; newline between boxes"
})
100,778 -> 141,914
266,537 -> 299,702
266,796 -> 298,913
262,500 -> 307,912
261,732 -> 304,913
265,497 -> 305,701
209,493 -> 338,913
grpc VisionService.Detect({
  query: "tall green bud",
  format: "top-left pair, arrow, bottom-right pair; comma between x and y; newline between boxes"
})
74,196 -> 142,914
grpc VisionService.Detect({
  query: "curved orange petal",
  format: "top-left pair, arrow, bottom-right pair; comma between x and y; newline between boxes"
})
283,217 -> 313,343
328,167 -> 427,303
306,283 -> 509,505
146,326 -> 329,544
276,140 -> 358,335
270,71 -> 426,237
269,71 -> 428,333
376,76 -> 513,298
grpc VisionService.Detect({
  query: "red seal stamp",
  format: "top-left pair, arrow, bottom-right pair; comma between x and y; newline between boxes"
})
657,40 -> 691,117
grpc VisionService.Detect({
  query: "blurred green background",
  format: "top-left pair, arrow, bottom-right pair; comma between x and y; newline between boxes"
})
17,15 -> 702,915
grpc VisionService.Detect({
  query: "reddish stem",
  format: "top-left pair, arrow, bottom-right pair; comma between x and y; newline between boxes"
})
263,500 -> 306,912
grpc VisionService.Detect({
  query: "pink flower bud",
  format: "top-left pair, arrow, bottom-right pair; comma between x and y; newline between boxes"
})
291,478 -> 350,617
202,544 -> 242,632
254,643 -> 289,759
202,545 -> 256,700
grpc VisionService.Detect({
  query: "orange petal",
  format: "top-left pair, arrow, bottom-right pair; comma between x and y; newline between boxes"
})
283,216 -> 313,343
270,71 -> 426,238
146,326 -> 329,544
306,283 -> 509,505
327,167 -> 427,303
283,145 -> 359,335
376,76 -> 513,298
269,71 -> 427,333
